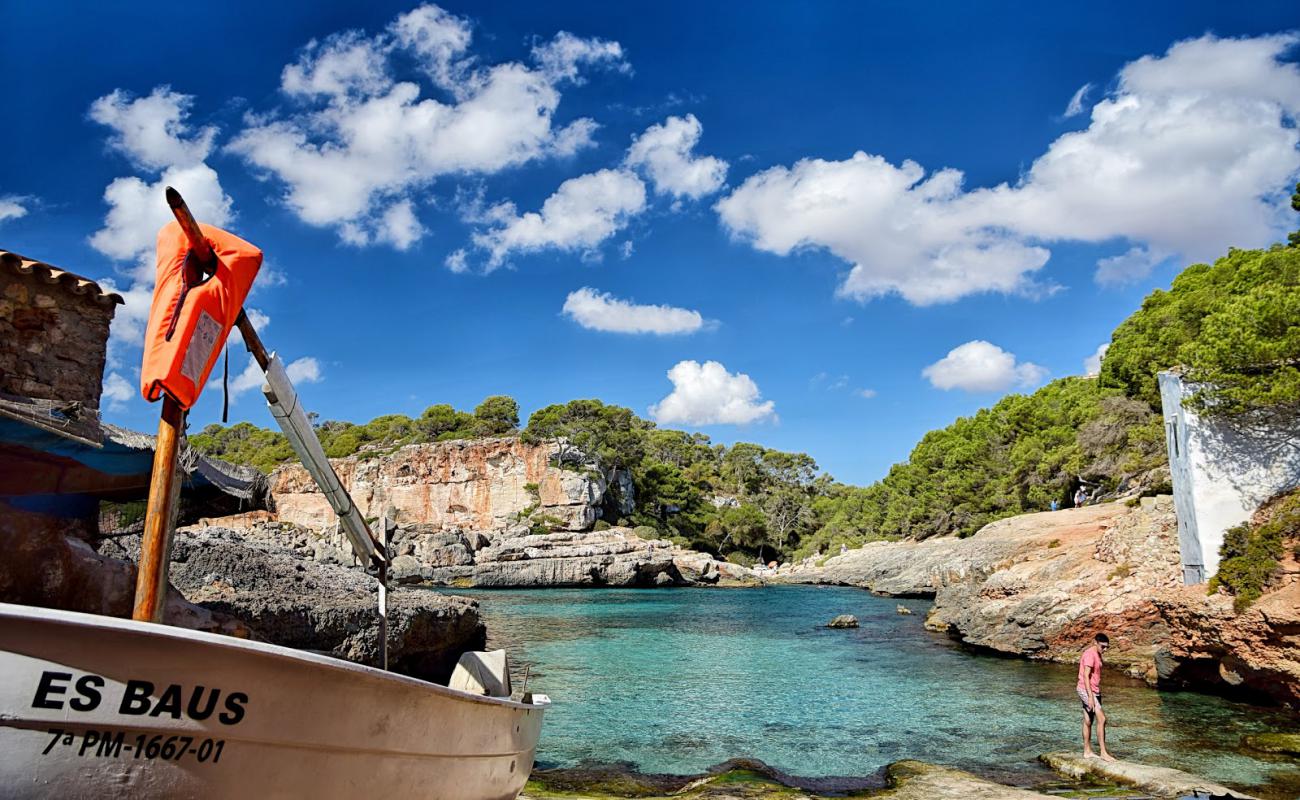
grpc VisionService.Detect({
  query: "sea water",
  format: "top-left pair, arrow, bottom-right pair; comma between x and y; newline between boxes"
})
442,585 -> 1299,796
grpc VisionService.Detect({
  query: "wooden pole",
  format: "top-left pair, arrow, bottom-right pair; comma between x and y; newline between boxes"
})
132,395 -> 184,622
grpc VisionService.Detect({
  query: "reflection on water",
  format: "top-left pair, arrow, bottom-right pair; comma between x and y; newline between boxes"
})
432,585 -> 1300,798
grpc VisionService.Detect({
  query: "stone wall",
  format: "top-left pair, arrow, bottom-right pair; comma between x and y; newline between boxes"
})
0,266 -> 115,413
270,437 -> 604,533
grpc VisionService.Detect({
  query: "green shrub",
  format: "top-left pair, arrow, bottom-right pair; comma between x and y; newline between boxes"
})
592,519 -> 611,531
724,551 -> 755,567
1210,490 -> 1299,612
632,525 -> 659,540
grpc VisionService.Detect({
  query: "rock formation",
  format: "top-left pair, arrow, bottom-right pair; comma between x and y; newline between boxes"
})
251,438 -> 745,589
780,497 -> 1300,707
100,526 -> 485,683
0,504 -> 247,637
270,438 -> 603,532
1040,752 -> 1257,799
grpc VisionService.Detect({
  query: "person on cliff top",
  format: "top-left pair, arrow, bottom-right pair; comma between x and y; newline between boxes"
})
1078,633 -> 1116,761
1073,486 -> 1088,508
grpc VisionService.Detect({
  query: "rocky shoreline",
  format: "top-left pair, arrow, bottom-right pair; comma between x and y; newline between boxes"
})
776,497 -> 1300,709
98,527 -> 485,683
521,755 -> 1266,799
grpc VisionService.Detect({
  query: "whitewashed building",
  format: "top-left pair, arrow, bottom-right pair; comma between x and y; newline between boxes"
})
1159,370 -> 1300,584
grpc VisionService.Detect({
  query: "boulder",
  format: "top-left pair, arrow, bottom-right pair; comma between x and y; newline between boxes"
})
827,614 -> 859,628
0,504 -> 247,637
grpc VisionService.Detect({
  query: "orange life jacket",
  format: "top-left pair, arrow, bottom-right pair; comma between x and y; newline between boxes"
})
140,222 -> 262,409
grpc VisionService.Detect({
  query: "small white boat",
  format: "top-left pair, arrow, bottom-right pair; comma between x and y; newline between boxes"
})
0,603 -> 547,799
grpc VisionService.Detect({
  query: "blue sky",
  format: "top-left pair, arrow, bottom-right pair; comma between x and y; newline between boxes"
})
3,1 -> 1298,485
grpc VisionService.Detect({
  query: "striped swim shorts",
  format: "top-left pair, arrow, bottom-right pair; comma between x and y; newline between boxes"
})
1077,688 -> 1102,715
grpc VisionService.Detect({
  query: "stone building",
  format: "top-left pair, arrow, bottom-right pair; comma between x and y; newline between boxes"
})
1159,370 -> 1300,584
0,250 -> 121,422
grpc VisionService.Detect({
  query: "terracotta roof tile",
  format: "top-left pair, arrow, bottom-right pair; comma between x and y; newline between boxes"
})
0,250 -> 124,306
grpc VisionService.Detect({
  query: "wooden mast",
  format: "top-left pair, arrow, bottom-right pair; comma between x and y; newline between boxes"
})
131,394 -> 183,622
131,188 -> 210,622
133,188 -> 267,623
135,190 -> 387,660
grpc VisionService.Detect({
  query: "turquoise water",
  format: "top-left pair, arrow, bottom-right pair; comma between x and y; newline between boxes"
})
443,586 -> 1299,797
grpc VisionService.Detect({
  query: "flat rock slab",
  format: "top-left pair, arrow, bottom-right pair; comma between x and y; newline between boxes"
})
521,760 -> 1060,799
873,761 -> 1059,800
1041,752 -> 1257,799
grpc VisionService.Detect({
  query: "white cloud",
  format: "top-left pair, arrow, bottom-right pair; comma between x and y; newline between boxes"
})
102,371 -> 134,411
287,356 -> 323,384
718,33 -> 1300,306
229,354 -> 322,398
281,31 -> 394,100
1095,245 -> 1170,286
88,87 -> 216,171
922,340 -> 1048,393
444,248 -> 469,273
718,153 -> 1053,305
531,31 -> 629,84
391,4 -> 473,89
89,162 -> 232,263
856,388 -> 877,399
650,360 -> 776,425
0,196 -> 29,223
1084,342 -> 1110,377
470,169 -> 646,269
88,87 -> 236,358
1064,82 -> 1093,118
624,114 -> 728,199
340,199 -> 425,250
562,287 -> 706,334
228,5 -> 628,249
228,358 -> 265,396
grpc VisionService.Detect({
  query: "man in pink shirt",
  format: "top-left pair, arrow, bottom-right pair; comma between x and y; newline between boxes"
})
1077,633 -> 1116,761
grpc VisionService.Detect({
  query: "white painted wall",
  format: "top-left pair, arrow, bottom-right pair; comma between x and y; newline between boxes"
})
1159,371 -> 1300,584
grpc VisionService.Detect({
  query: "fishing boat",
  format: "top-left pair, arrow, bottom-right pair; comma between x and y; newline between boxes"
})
0,189 -> 548,798
0,604 -> 546,799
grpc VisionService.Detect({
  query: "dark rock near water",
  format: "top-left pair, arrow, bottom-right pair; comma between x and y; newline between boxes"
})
0,504 -> 247,636
827,614 -> 859,628
101,527 -> 485,683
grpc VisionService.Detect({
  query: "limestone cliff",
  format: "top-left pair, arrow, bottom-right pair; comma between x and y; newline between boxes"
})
270,438 -> 603,532
254,438 -> 744,588
781,497 -> 1298,708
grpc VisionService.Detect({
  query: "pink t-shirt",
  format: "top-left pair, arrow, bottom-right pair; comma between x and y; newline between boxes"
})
1077,646 -> 1102,694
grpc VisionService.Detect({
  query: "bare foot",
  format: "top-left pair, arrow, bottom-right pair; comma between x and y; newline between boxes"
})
1099,752 -> 1117,762
1083,751 -> 1096,759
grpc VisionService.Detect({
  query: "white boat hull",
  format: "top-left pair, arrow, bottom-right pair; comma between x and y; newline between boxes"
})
0,603 -> 545,799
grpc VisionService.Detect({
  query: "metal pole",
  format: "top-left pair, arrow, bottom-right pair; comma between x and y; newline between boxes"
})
377,514 -> 393,670
132,395 -> 184,622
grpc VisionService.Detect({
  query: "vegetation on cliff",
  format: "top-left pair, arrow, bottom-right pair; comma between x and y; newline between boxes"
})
1103,233 -> 1300,421
1210,488 -> 1300,612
